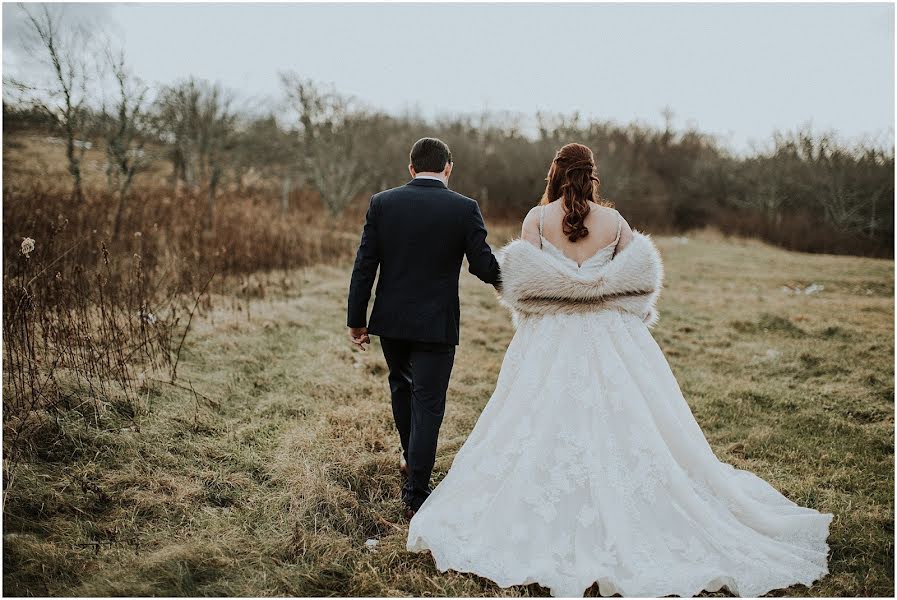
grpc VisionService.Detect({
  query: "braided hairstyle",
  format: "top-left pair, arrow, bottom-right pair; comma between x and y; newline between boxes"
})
539,143 -> 608,243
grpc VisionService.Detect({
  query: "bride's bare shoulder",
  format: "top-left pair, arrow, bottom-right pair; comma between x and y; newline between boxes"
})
521,205 -> 541,248
610,206 -> 634,251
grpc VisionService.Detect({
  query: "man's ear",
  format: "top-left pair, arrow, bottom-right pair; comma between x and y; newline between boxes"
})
444,162 -> 453,178
408,164 -> 416,178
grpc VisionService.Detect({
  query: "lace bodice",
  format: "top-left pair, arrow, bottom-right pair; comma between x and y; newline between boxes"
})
539,235 -> 618,272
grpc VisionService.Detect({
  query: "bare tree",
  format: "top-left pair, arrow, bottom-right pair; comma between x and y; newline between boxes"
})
795,130 -> 871,234
8,3 -> 94,201
99,46 -> 151,240
281,74 -> 371,215
155,78 -> 236,230
156,80 -> 201,191
230,114 -> 296,212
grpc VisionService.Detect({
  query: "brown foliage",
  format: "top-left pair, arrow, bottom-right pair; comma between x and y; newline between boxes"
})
2,181 -> 358,460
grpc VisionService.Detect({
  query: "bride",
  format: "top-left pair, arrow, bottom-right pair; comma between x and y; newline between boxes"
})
406,143 -> 833,597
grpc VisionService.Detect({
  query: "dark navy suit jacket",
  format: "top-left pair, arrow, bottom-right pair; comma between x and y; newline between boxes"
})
347,178 -> 502,345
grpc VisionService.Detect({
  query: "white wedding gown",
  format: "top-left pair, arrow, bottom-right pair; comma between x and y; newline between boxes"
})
407,236 -> 833,598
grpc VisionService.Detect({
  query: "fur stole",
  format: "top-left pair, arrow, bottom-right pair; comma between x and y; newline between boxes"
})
495,231 -> 664,328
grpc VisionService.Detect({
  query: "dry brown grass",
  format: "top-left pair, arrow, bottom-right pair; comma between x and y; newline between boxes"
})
2,162 -> 360,461
2,229 -> 892,596
2,130 -> 893,596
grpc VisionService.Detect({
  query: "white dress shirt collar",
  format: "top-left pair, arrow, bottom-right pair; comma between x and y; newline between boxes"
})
415,175 -> 446,183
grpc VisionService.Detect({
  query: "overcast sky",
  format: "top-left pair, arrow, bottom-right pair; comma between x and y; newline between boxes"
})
3,1 -> 894,155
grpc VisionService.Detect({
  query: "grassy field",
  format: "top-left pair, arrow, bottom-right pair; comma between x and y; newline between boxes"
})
3,230 -> 894,597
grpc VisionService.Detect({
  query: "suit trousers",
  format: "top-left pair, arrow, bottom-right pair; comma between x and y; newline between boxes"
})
379,336 -> 456,511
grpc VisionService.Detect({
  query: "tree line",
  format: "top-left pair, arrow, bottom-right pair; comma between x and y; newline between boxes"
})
3,4 -> 893,256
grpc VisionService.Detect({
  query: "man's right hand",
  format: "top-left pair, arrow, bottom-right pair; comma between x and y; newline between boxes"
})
348,326 -> 370,351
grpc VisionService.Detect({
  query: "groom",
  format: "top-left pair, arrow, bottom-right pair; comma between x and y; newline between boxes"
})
347,137 -> 502,519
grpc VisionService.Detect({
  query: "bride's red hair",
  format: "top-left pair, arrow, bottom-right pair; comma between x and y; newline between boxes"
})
539,143 -> 611,243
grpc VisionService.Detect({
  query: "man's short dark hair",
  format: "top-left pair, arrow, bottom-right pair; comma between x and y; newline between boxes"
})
410,137 -> 452,173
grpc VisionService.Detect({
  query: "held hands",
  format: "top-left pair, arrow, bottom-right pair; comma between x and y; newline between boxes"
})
348,326 -> 370,351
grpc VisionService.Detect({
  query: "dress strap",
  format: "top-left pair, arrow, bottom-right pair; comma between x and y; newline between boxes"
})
538,205 -> 545,248
611,210 -> 623,257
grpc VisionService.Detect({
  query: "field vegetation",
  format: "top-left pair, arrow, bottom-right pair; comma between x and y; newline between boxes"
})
2,4 -> 894,597
3,229 -> 893,596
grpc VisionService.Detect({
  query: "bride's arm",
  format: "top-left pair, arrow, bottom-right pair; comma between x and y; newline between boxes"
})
521,206 -> 541,248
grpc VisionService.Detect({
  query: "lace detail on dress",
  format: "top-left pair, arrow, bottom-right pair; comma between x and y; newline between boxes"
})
407,308 -> 833,597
